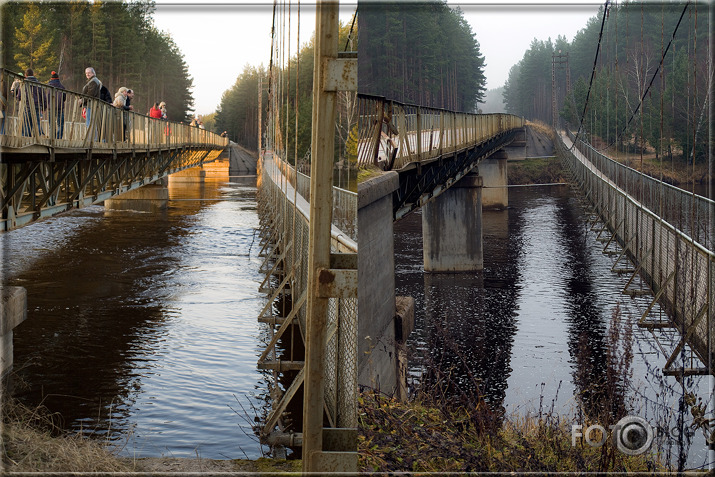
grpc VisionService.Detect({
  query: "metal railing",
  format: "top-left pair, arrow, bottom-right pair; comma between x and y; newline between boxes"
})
357,94 -> 524,170
1,69 -> 227,151
256,150 -> 357,443
558,131 -> 714,375
565,128 -> 713,252
277,161 -> 357,242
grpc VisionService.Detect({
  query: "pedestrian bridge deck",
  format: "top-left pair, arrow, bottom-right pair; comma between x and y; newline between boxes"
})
1,68 -> 227,231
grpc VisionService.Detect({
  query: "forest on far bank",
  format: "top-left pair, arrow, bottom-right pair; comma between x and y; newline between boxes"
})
358,1 -> 486,113
214,18 -> 356,167
1,1 -> 195,122
503,2 -> 711,163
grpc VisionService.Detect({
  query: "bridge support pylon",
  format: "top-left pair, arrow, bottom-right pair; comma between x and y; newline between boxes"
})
422,172 -> 483,272
1,287 -> 27,381
104,178 -> 169,213
480,149 -> 509,209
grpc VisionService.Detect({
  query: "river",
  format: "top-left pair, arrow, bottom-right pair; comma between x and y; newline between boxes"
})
2,159 -> 268,459
1,166 -> 711,467
395,183 -> 712,470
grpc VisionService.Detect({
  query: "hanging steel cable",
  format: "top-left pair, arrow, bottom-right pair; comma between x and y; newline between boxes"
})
571,0 -> 610,147
599,2 -> 690,152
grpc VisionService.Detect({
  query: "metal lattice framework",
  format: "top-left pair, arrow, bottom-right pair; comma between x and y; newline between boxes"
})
256,152 -> 357,446
257,2 -> 358,471
558,130 -> 714,376
1,68 -> 228,231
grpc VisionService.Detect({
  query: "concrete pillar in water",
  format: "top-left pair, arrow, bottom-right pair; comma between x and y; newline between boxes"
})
169,165 -> 207,182
1,287 -> 27,380
480,149 -> 509,209
422,172 -> 483,272
104,177 -> 169,213
358,171 -> 400,395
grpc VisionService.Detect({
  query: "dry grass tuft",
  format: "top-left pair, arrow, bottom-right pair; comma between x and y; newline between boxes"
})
2,399 -> 130,473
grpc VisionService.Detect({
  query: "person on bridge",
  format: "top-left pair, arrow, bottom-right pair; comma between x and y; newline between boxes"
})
113,87 -> 129,141
47,71 -> 66,139
16,68 -> 45,137
123,89 -> 134,140
81,67 -> 102,131
159,101 -> 167,120
149,102 -> 162,119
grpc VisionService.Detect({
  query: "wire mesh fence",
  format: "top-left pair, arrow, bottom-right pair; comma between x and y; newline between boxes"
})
559,132 -> 714,372
256,151 -> 357,440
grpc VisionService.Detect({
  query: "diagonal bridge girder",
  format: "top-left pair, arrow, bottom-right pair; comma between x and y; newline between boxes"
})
0,147 -> 221,231
393,129 -> 518,220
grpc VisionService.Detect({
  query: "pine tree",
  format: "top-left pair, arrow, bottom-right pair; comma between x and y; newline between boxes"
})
13,2 -> 56,78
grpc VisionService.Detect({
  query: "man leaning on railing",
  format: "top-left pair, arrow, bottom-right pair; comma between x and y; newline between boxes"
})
81,67 -> 101,135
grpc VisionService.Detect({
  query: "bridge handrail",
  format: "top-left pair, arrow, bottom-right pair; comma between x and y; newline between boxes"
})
1,68 -> 228,151
558,132 -> 714,371
357,93 -> 524,170
565,127 -> 713,253
270,154 -> 357,242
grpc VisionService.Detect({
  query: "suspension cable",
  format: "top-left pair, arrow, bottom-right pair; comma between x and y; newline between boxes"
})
598,2 -> 690,151
571,0 -> 610,147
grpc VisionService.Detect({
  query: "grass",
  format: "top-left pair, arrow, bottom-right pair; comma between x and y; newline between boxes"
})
358,390 -> 664,473
357,165 -> 385,184
1,399 -> 131,473
508,156 -> 568,185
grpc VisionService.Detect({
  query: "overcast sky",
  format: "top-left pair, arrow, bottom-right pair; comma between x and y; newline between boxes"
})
152,1 -> 357,115
152,1 -> 600,115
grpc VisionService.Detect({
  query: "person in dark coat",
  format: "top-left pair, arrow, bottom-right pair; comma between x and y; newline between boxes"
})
16,68 -> 45,137
47,71 -> 66,139
81,67 -> 102,129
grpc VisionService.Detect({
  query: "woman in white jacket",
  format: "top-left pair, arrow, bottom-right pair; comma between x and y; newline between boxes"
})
113,87 -> 128,141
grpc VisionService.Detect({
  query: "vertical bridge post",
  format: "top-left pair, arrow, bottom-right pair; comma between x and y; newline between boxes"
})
303,1 -> 358,472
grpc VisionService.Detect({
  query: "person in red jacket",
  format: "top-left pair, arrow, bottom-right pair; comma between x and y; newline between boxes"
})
149,102 -> 162,119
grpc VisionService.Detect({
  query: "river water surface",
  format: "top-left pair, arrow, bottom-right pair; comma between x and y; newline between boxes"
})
1,167 -> 712,467
2,160 -> 268,459
395,184 -> 712,469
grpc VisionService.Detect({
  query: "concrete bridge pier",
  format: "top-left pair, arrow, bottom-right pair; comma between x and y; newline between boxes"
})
422,172 -> 484,272
170,165 -> 207,182
358,171 -> 415,398
1,287 -> 27,381
480,149 -> 509,209
104,177 -> 169,213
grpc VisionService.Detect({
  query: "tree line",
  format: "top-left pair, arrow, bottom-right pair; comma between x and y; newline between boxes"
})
358,0 -> 486,112
503,2 -> 711,163
1,1 -> 195,122
215,17 -> 356,167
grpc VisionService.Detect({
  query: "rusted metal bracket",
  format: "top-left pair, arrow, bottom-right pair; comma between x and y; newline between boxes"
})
323,58 -> 357,92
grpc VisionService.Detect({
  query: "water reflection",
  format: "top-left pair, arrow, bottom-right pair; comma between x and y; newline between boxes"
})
396,184 -> 712,468
3,162 -> 268,459
396,205 -> 521,414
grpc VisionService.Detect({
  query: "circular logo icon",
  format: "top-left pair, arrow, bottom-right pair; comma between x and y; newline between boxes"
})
614,415 -> 654,455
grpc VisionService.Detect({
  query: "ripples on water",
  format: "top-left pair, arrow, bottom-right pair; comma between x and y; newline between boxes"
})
2,164 -> 269,459
395,184 -> 712,469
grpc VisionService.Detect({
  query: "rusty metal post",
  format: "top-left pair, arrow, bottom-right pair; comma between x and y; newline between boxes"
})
258,75 -> 263,152
303,0 -> 338,472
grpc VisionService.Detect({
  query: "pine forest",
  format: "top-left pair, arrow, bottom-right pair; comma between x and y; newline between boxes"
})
502,2 -> 711,163
215,17 -> 357,169
1,1 -> 195,122
358,1 -> 487,113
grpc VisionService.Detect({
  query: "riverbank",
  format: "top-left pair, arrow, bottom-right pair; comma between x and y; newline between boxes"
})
3,394 -> 664,473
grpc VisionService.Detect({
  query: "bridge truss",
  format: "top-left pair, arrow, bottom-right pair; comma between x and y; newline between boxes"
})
558,130 -> 714,377
0,68 -> 227,232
